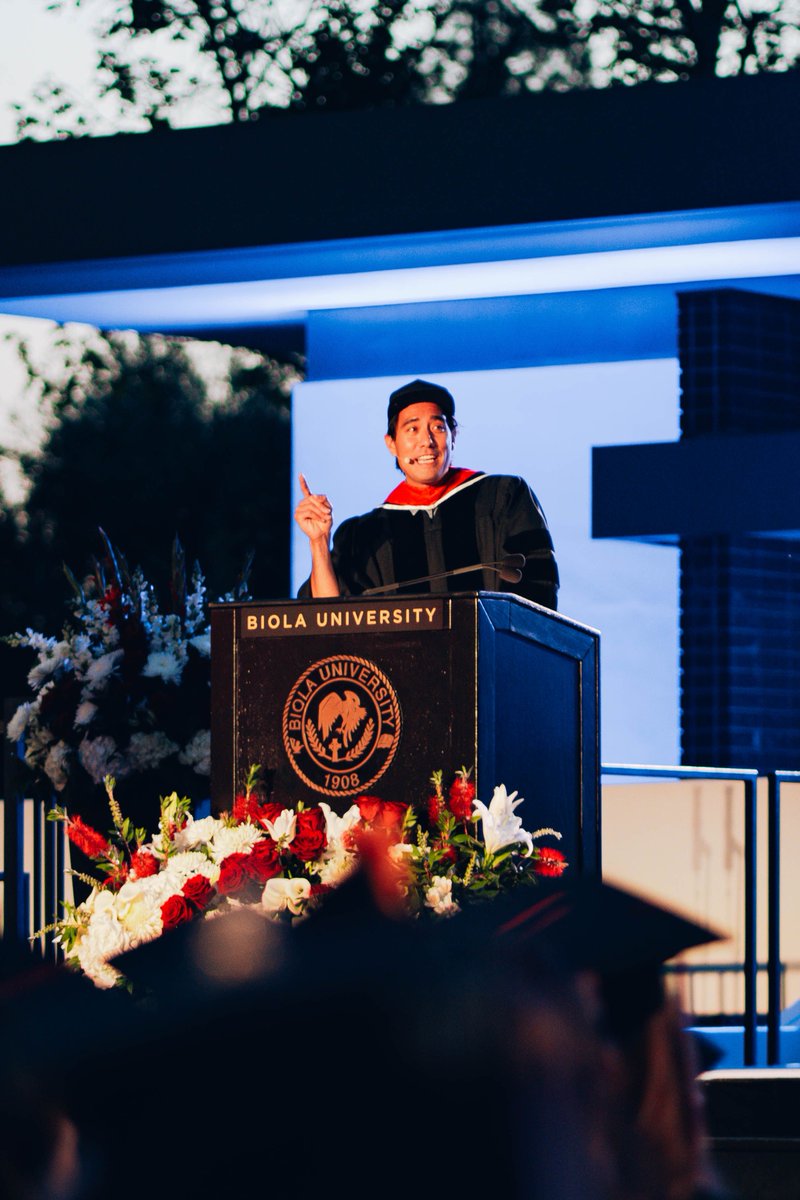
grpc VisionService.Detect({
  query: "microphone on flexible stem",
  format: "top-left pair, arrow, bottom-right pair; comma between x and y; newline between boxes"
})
360,554 -> 527,596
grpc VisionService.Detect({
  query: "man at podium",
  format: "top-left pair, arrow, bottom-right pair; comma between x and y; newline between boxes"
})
294,379 -> 559,609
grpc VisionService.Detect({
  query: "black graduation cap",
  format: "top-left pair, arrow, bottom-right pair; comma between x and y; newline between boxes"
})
491,876 -> 726,1038
387,379 -> 456,429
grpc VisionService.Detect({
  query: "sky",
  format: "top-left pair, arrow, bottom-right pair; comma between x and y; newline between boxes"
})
0,0 -> 100,145
0,0 -> 325,144
0,0 -> 231,144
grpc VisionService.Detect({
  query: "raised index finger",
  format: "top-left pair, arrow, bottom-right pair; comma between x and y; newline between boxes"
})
298,473 -> 312,498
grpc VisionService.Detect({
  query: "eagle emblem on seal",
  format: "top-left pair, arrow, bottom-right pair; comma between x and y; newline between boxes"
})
282,655 -> 401,801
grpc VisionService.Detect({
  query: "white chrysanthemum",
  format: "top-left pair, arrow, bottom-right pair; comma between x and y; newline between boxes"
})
74,908 -> 131,977
78,735 -> 122,785
73,700 -> 97,728
116,872 -> 168,902
73,952 -> 122,991
178,729 -> 211,775
160,850 -> 219,883
188,633 -> 211,657
84,650 -> 124,692
6,702 -> 32,742
425,876 -> 459,917
261,877 -> 311,917
43,741 -> 71,791
172,814 -> 224,852
27,650 -> 69,691
126,731 -> 179,772
142,650 -> 183,684
114,886 -> 167,941
27,662 -> 54,692
316,844 -> 358,888
211,823 -> 263,862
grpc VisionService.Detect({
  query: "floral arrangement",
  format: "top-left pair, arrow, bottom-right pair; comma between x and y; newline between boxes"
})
49,766 -> 567,989
5,533 -> 246,828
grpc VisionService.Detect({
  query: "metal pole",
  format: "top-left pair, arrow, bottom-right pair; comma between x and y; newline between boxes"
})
743,776 -> 757,1067
767,772 -> 781,1065
2,699 -> 26,943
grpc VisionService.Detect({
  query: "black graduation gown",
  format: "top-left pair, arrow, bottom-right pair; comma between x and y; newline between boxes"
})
299,472 -> 559,610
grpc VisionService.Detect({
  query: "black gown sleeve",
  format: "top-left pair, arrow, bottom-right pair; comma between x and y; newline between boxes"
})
495,477 -> 560,611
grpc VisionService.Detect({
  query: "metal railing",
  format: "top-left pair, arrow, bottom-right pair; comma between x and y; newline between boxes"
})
766,771 -> 800,1067
2,714 -> 68,954
601,763 -> 760,1066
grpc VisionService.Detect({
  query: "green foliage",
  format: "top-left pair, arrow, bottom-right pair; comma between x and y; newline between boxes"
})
11,0 -> 800,140
0,324 -> 299,704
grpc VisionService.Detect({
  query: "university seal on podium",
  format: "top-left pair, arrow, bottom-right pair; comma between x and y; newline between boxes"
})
282,654 -> 401,797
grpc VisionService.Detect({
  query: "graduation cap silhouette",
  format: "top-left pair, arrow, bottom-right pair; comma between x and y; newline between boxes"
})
492,876 -> 726,1039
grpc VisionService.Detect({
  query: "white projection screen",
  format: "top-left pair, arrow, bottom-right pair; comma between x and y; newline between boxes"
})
291,360 -> 680,766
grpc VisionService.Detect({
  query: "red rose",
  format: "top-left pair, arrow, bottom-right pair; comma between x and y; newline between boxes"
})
130,850 -> 158,879
290,807 -> 327,862
356,797 -> 407,828
161,893 -> 194,930
232,794 -> 283,827
533,847 -> 567,877
216,853 -> 251,896
182,874 -> 213,911
356,796 -> 382,823
257,801 -> 287,829
245,839 -> 282,882
377,801 -> 407,830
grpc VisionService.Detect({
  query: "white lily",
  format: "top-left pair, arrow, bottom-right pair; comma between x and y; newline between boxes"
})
473,784 -> 533,856
264,808 -> 297,847
319,802 -> 361,845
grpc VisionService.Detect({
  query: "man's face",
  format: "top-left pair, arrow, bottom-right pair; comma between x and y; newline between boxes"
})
384,401 -> 456,487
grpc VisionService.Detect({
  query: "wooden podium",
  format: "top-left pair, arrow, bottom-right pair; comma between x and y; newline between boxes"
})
210,593 -> 600,874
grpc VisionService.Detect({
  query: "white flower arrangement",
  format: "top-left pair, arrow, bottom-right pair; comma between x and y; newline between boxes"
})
46,767 -> 568,991
4,535 -> 241,821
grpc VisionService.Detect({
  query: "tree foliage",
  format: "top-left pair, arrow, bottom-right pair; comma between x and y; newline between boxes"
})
0,325 -> 299,699
11,0 -> 800,139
